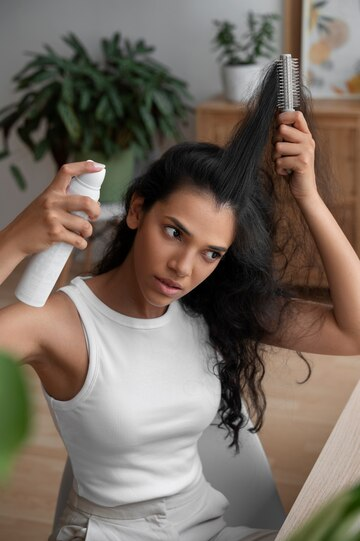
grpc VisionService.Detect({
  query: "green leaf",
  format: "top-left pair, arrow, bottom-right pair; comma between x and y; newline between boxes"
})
134,38 -> 155,55
101,33 -> 121,60
62,32 -> 93,64
17,125 -> 35,152
106,86 -> 124,118
103,137 -> 119,157
13,54 -> 58,82
61,76 -> 74,105
152,91 -> 173,116
33,138 -> 49,160
286,484 -> 360,541
0,351 -> 32,482
0,110 -> 21,140
80,128 -> 95,153
139,106 -> 156,137
9,164 -> 27,190
79,88 -> 92,111
82,65 -> 107,91
13,92 -> 37,117
26,84 -> 57,120
43,43 -> 62,61
128,121 -> 151,151
158,116 -> 177,139
17,69 -> 56,90
95,94 -> 111,122
57,101 -> 81,141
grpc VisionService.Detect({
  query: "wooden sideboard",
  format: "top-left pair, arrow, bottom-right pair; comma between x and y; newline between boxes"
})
196,97 -> 360,285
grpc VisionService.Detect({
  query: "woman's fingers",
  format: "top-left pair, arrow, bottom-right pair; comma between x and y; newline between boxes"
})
273,111 -> 315,177
32,162 -> 105,251
275,157 -> 297,176
56,227 -> 90,251
273,142 -> 303,159
38,191 -> 101,232
273,112 -> 317,197
41,161 -> 103,223
6,161 -> 105,258
60,212 -> 94,239
274,154 -> 314,177
277,123 -> 312,143
64,195 -> 102,222
39,201 -> 93,245
50,160 -> 105,192
277,111 -> 311,133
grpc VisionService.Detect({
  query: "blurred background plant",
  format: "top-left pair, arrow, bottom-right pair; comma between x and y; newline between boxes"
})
212,11 -> 280,66
211,12 -> 280,103
0,32 -> 193,191
0,351 -> 32,483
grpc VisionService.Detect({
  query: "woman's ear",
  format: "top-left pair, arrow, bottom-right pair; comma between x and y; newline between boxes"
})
126,194 -> 145,230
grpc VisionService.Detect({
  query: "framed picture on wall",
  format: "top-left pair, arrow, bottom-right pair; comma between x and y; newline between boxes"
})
301,0 -> 360,98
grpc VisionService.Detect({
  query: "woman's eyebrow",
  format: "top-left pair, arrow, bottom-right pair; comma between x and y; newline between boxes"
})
165,216 -> 228,252
165,216 -> 192,236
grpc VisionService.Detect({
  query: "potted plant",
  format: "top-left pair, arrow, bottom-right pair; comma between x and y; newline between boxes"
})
0,32 -> 192,202
212,12 -> 280,102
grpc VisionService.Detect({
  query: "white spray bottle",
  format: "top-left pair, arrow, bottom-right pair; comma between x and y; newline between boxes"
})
15,166 -> 106,307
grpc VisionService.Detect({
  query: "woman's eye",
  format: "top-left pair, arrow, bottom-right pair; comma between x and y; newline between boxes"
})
164,226 -> 181,240
204,250 -> 222,262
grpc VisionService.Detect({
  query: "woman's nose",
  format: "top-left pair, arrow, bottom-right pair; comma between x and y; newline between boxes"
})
168,251 -> 193,278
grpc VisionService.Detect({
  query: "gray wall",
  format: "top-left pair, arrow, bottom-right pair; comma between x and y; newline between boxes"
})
0,0 -> 283,227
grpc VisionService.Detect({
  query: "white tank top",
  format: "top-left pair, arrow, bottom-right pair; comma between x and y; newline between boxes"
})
43,276 -> 221,506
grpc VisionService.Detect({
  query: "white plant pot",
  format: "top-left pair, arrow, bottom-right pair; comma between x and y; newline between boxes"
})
221,64 -> 262,103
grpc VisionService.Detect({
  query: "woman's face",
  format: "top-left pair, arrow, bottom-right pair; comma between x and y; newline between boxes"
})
125,186 -> 235,317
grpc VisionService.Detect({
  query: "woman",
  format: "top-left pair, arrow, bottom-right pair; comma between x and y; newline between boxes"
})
0,63 -> 359,541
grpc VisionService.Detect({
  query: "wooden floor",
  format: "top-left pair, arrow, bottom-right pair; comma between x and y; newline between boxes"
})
1,263 -> 360,540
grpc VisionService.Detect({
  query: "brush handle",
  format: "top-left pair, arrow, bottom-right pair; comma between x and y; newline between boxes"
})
15,169 -> 106,307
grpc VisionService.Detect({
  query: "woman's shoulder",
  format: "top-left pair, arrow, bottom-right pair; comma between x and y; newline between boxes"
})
0,285 -> 81,361
41,288 -> 87,361
26,289 -> 89,400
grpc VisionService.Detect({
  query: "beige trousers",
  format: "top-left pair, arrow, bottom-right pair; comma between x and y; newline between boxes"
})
49,475 -> 277,541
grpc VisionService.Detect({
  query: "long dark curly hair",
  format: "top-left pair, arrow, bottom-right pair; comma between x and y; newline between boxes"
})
94,61 -> 334,451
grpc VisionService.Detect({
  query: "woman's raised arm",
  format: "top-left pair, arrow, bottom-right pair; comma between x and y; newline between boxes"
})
268,111 -> 360,356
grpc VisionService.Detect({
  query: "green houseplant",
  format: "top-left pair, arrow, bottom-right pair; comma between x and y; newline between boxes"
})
212,12 -> 280,102
0,32 -> 192,201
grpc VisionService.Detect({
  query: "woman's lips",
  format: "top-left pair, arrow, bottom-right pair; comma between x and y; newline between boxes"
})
154,276 -> 183,297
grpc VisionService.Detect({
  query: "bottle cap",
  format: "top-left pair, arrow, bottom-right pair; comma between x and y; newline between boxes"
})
75,168 -> 106,189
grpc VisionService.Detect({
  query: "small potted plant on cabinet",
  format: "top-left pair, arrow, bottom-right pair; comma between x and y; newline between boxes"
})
0,32 -> 192,201
212,12 -> 280,102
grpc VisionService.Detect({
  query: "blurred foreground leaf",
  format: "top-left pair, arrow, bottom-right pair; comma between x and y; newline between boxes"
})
0,351 -> 32,483
286,483 -> 360,541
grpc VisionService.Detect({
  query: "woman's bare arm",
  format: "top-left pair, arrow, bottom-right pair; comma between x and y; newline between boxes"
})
0,161 -> 102,361
266,111 -> 360,356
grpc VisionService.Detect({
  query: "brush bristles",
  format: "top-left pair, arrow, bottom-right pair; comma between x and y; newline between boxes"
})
277,53 -> 300,111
